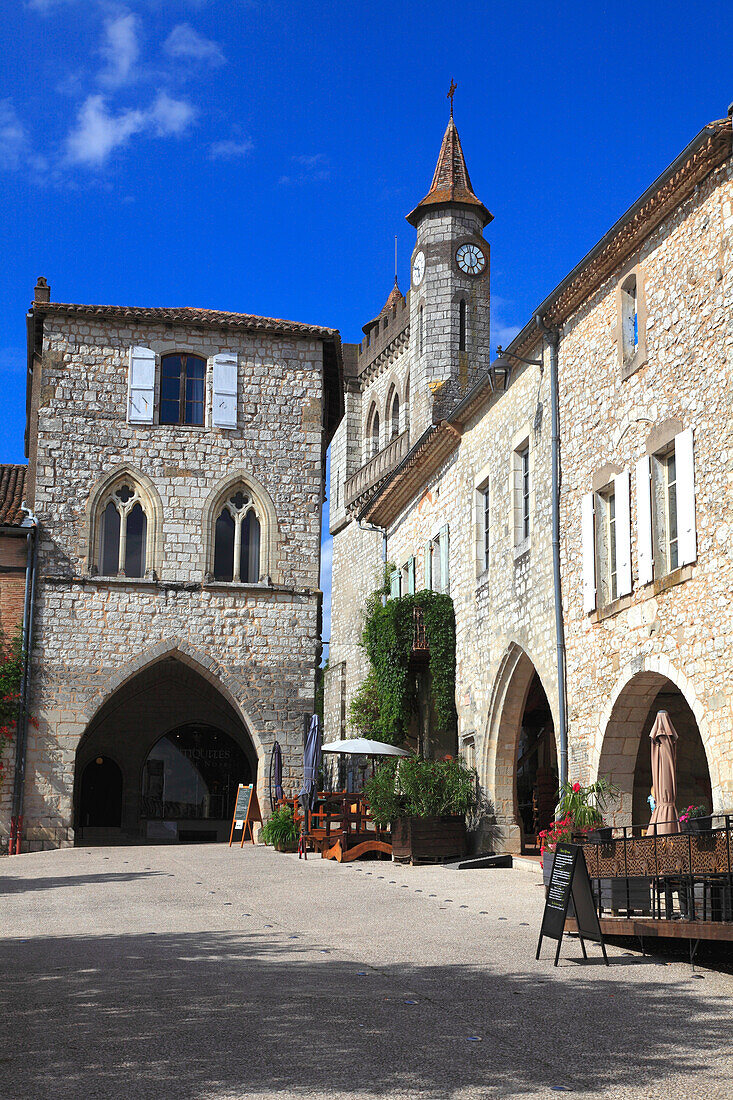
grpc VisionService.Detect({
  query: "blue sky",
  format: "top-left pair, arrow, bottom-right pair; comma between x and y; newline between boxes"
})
2,1 -> 731,651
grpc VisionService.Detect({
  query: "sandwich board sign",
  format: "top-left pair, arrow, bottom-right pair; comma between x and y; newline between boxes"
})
228,783 -> 262,847
536,842 -> 608,966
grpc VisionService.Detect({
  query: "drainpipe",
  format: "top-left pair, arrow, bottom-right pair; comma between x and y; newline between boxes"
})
535,316 -> 568,789
9,518 -> 38,854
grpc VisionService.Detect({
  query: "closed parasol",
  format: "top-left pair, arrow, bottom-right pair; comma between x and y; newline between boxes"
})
648,710 -> 680,835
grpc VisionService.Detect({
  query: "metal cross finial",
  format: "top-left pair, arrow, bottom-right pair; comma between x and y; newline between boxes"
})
447,79 -> 457,117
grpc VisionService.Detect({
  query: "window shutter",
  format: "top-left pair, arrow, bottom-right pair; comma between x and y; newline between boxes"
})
582,492 -> 596,613
439,525 -> 450,595
127,346 -> 155,424
675,427 -> 696,566
407,556 -> 416,595
636,456 -> 654,585
212,352 -> 238,428
423,541 -> 432,591
614,470 -> 632,596
389,568 -> 400,600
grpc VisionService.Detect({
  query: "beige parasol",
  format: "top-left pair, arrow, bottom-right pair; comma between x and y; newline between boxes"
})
648,710 -> 680,835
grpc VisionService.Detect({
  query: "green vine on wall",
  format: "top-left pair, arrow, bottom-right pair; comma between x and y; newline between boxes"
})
349,568 -> 457,746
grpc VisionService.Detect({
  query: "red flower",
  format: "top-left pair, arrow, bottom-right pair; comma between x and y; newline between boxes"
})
572,782 -> 581,793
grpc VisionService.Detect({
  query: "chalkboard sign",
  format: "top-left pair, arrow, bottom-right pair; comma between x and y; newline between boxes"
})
536,843 -> 608,966
228,783 -> 262,847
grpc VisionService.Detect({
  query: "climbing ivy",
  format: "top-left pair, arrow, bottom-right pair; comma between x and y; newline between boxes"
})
349,569 -> 457,746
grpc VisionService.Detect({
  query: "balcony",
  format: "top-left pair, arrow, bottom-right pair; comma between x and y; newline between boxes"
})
344,429 -> 409,510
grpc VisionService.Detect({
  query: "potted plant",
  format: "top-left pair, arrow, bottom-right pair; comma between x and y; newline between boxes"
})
679,803 -> 712,834
260,806 -> 299,852
365,755 -> 478,864
538,815 -> 574,887
557,778 -> 619,838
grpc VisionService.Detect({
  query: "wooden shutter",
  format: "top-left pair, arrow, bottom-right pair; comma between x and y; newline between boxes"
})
127,346 -> 155,424
439,525 -> 450,595
212,353 -> 238,428
423,541 -> 432,591
675,428 -> 696,566
614,470 -> 632,597
407,556 -> 416,595
582,492 -> 596,613
389,568 -> 400,600
636,456 -> 654,585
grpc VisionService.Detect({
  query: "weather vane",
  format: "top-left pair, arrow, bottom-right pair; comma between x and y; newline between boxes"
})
447,79 -> 457,117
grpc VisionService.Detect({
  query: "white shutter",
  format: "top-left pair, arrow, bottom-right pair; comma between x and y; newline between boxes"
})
439,525 -> 450,595
423,542 -> 432,591
127,346 -> 155,424
212,352 -> 238,428
389,568 -> 400,600
636,456 -> 654,585
407,557 -> 416,595
675,428 -> 696,566
582,492 -> 596,613
614,470 -> 632,597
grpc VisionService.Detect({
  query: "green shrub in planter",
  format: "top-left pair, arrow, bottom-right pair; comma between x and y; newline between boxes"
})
260,806 -> 299,849
365,756 -> 479,827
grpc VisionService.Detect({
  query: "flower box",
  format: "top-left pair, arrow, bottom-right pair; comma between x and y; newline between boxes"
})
392,815 -> 467,864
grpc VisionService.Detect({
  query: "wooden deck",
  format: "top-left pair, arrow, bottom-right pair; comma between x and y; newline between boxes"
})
565,915 -> 733,942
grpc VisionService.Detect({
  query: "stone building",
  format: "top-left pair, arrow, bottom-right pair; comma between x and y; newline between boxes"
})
0,466 -> 32,644
2,281 -> 344,850
328,106 -> 733,851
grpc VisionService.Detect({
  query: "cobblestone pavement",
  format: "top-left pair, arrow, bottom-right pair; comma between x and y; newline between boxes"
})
2,844 -> 733,1100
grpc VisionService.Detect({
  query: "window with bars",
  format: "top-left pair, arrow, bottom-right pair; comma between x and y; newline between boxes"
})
98,482 -> 148,577
160,353 -> 206,425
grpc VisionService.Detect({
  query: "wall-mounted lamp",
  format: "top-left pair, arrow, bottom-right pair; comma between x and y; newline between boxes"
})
491,345 -> 543,391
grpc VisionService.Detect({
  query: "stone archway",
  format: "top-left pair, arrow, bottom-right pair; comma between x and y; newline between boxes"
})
483,644 -> 558,853
595,662 -> 716,827
74,655 -> 259,843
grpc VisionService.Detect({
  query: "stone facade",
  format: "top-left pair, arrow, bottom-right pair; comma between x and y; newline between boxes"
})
4,293 -> 342,851
329,108 -> 733,851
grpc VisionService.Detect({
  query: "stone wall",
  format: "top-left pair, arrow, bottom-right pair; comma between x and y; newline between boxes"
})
558,157 -> 733,817
4,310 -> 331,850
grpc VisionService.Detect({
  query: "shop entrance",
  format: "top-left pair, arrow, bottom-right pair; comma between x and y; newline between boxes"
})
78,756 -> 123,828
516,672 -> 558,853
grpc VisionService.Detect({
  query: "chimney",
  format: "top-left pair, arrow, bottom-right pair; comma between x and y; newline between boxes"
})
34,276 -> 50,304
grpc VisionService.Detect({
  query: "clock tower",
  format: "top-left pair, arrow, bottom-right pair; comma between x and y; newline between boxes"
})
407,110 -> 492,434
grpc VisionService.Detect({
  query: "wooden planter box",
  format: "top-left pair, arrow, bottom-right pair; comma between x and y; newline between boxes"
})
392,815 -> 467,864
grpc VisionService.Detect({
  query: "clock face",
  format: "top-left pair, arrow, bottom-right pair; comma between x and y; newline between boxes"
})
456,243 -> 486,276
412,250 -> 425,286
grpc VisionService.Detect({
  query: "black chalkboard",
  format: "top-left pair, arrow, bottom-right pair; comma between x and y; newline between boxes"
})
536,843 -> 608,966
234,785 -> 253,823
228,784 -> 262,847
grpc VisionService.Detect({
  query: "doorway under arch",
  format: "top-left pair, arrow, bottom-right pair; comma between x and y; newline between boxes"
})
485,645 -> 558,854
597,671 -> 712,828
79,756 -> 123,828
74,655 -> 258,843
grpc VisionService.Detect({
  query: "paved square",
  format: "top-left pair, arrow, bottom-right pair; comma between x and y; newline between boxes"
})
2,845 -> 732,1099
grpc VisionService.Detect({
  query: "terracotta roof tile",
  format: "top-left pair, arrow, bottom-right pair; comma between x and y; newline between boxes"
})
0,465 -> 28,526
34,302 -> 340,341
381,277 -> 405,314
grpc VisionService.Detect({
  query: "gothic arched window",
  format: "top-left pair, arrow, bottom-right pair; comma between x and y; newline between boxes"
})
367,404 -> 380,459
98,482 -> 148,577
387,386 -> 400,440
213,486 -> 261,582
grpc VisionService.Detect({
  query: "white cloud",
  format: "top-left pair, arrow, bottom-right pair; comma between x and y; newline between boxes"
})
209,138 -> 253,160
99,12 -> 141,89
0,100 -> 29,171
164,23 -> 225,65
279,153 -> 330,187
65,92 -> 195,167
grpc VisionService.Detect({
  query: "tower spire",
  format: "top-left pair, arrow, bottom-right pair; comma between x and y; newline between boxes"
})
447,78 -> 457,118
406,106 -> 492,228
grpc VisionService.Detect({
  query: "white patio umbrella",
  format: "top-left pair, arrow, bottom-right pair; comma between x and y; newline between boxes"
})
320,737 -> 411,757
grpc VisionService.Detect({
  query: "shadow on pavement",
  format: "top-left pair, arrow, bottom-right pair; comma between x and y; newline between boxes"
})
0,871 -> 168,894
1,928 -> 731,1099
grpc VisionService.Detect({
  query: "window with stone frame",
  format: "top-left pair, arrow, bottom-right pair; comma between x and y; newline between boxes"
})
387,385 -> 400,440
513,441 -> 530,547
97,482 -> 148,577
212,486 -> 261,583
367,403 -> 380,459
458,298 -> 467,353
476,479 -> 490,573
160,353 -> 206,426
620,274 -> 638,364
594,484 -> 618,605
651,445 -> 679,576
